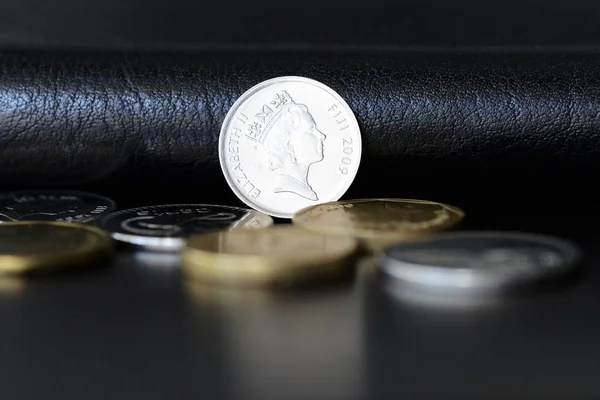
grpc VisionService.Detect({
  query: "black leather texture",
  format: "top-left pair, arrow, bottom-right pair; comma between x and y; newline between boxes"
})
1,49 -> 600,194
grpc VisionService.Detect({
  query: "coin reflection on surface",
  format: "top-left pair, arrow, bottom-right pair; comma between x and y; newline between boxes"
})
182,226 -> 359,288
133,251 -> 180,269
0,278 -> 25,296
355,254 -> 378,276
379,278 -> 504,311
293,198 -> 464,252
184,279 -> 366,400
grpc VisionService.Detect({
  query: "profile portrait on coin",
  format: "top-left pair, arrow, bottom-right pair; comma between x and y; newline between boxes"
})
247,90 -> 326,201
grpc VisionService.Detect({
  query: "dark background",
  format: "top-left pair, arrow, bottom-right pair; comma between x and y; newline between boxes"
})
2,0 -> 600,50
1,0 -> 600,398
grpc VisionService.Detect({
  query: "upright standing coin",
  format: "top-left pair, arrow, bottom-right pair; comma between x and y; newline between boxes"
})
293,198 -> 464,252
182,226 -> 359,288
377,231 -> 581,294
0,221 -> 113,275
96,204 -> 274,251
0,190 -> 116,223
219,76 -> 362,218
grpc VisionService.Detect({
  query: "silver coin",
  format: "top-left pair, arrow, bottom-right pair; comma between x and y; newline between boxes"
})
95,204 -> 274,251
219,76 -> 362,218
0,190 -> 116,223
377,231 -> 581,293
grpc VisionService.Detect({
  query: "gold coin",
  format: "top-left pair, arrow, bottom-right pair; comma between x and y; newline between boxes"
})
292,198 -> 465,252
0,221 -> 114,275
181,226 -> 359,288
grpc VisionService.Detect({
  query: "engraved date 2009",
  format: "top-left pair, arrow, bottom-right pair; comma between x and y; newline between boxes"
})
339,137 -> 354,175
328,103 -> 355,175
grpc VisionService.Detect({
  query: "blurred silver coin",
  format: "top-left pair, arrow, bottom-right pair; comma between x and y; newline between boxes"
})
0,190 -> 116,223
377,231 -> 581,293
96,204 -> 274,251
219,76 -> 362,218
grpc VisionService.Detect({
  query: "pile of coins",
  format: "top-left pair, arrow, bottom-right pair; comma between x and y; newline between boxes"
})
0,76 -> 582,302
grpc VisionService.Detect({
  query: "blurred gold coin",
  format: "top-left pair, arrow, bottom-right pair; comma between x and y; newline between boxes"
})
292,198 -> 464,252
182,226 -> 359,288
0,221 -> 114,275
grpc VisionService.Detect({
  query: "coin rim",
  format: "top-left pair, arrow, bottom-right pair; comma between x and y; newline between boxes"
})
181,226 -> 359,287
377,230 -> 581,291
218,76 -> 362,218
0,189 -> 117,223
0,221 -> 114,274
95,204 -> 274,251
292,198 -> 465,238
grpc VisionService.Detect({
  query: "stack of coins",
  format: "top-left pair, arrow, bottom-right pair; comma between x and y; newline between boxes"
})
0,75 -> 583,300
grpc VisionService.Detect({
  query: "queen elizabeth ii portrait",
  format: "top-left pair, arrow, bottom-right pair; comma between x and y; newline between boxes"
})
246,91 -> 326,201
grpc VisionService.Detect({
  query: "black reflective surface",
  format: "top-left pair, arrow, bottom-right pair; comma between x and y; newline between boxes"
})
0,240 -> 598,399
0,187 -> 598,398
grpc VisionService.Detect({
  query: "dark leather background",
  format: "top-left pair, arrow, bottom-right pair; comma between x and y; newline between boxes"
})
1,49 -> 600,192
1,0 -> 600,203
